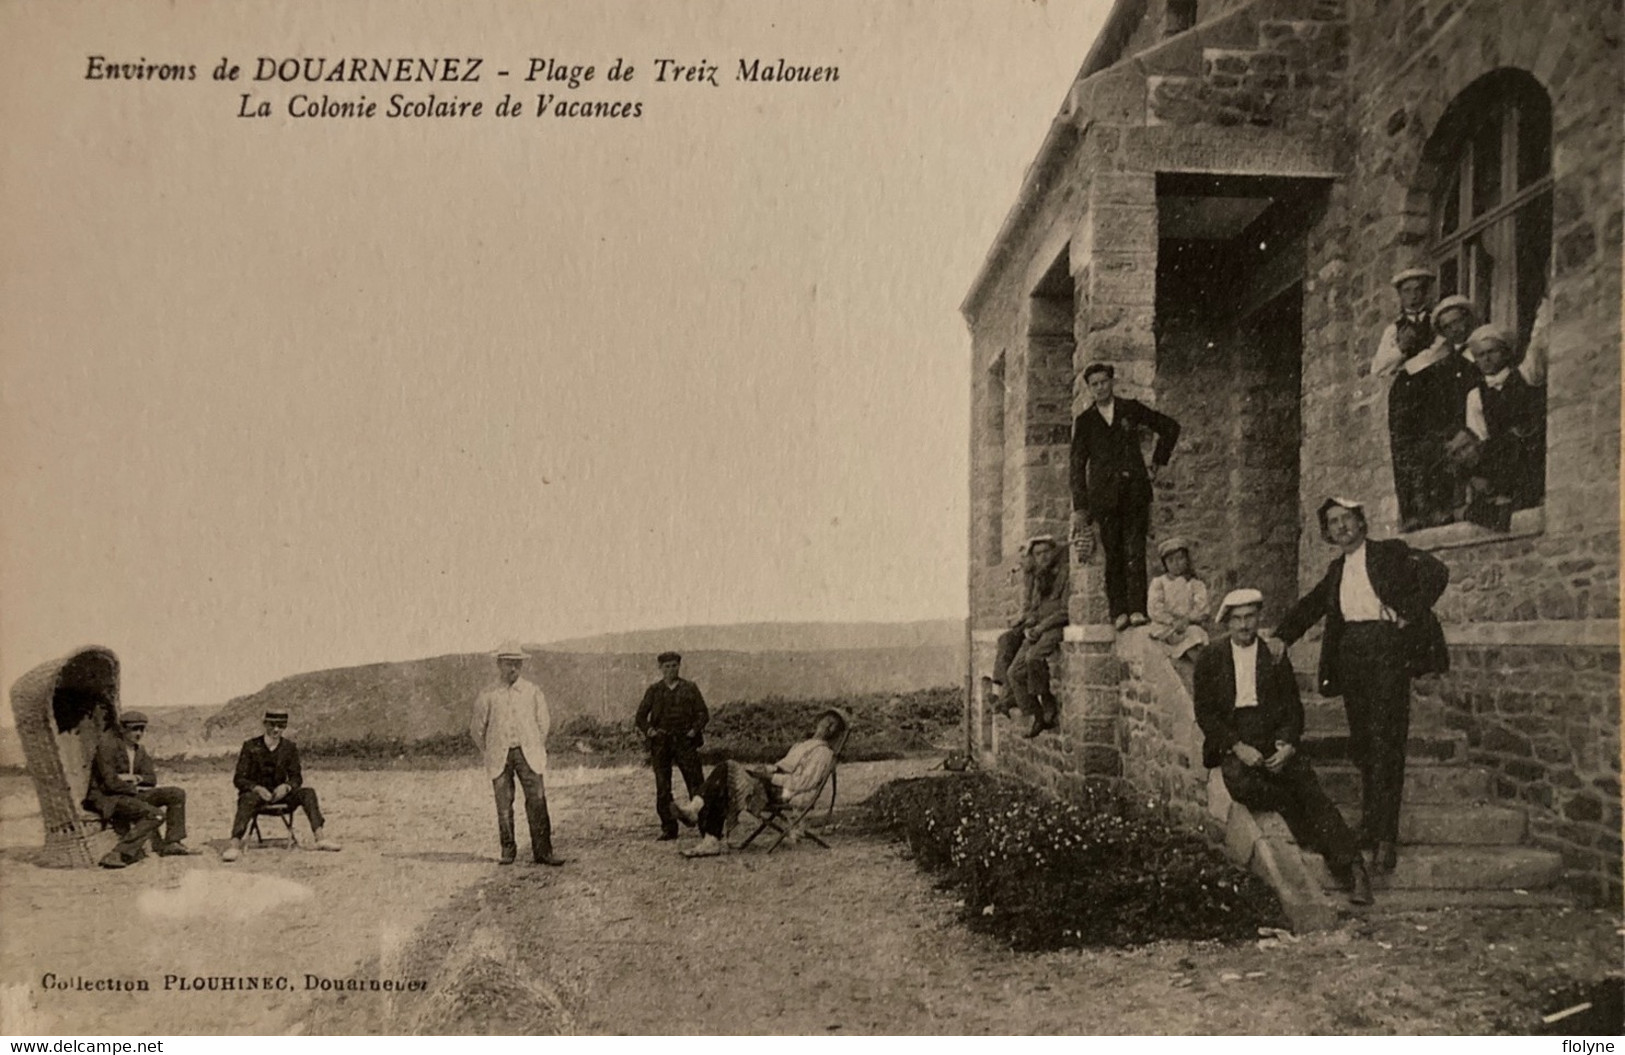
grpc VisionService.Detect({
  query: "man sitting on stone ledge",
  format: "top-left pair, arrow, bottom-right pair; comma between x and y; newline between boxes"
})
1194,589 -> 1372,906
986,534 -> 1069,738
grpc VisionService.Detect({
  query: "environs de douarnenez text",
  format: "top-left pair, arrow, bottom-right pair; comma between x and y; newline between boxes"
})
84,55 -> 839,84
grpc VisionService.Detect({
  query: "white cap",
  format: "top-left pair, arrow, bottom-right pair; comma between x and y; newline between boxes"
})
1215,588 -> 1265,623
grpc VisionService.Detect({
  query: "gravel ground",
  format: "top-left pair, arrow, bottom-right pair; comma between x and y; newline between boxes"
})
1,765 -> 1618,1035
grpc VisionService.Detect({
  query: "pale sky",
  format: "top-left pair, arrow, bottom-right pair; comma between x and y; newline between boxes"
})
0,0 -> 1110,709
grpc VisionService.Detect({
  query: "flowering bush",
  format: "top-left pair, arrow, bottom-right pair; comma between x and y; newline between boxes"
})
866,773 -> 1286,950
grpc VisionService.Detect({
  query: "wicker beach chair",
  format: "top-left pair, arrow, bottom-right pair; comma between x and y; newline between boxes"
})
8,646 -> 124,867
739,720 -> 850,854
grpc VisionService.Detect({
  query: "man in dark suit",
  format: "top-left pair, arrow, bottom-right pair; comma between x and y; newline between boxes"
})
84,710 -> 198,868
1196,589 -> 1371,905
221,709 -> 341,861
1275,497 -> 1449,874
1068,362 -> 1180,630
634,651 -> 710,840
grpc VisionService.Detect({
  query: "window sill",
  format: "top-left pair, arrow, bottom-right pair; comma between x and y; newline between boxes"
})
1401,507 -> 1544,552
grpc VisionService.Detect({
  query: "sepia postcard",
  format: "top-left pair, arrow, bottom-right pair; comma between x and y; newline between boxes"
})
1,0 -> 1620,1039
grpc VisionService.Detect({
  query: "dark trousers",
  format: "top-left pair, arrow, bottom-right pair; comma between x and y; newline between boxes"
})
492,747 -> 552,861
694,762 -> 779,840
695,763 -> 733,839
230,786 -> 325,840
1338,622 -> 1412,844
101,794 -> 166,861
994,627 -> 1064,720
1096,496 -> 1151,619
650,733 -> 704,836
1221,754 -> 1361,869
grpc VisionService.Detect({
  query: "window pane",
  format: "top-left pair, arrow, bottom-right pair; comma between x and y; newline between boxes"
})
1514,192 -> 1553,342
1517,97 -> 1553,189
1471,115 -> 1503,217
1468,233 -> 1496,321
1439,256 -> 1459,298
1441,168 -> 1462,235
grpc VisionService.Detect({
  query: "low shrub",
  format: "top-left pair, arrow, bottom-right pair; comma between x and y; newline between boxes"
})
866,773 -> 1287,951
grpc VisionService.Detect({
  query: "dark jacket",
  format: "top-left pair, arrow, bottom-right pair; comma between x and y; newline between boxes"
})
1068,398 -> 1180,520
83,732 -> 158,818
634,678 -> 710,737
1014,545 -> 1070,633
1276,537 -> 1450,697
1477,371 -> 1546,510
233,736 -> 304,795
1193,637 -> 1303,770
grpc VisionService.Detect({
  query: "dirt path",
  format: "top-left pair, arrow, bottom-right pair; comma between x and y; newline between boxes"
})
3,764 -> 1619,1035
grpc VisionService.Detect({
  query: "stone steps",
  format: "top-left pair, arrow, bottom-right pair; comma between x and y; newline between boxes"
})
1315,761 -> 1492,804
1304,844 -> 1565,892
1300,728 -> 1468,764
1301,697 -> 1448,735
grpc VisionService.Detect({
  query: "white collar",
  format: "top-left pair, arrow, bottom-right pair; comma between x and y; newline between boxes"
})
1482,368 -> 1512,389
1401,340 -> 1452,374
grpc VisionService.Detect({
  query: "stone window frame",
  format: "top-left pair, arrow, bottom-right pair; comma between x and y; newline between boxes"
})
1401,69 -> 1553,554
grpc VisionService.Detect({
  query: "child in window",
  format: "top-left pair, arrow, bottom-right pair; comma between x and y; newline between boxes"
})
1147,537 -> 1209,660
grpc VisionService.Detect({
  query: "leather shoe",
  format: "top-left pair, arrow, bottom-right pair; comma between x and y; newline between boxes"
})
498,853 -> 516,865
1348,860 -> 1374,905
657,830 -> 679,842
533,854 -> 565,867
1374,840 -> 1398,874
156,842 -> 199,856
1023,715 -> 1046,739
98,852 -> 128,869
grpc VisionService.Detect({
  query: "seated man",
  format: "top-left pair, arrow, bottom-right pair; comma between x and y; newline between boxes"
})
1194,590 -> 1372,906
221,709 -> 340,861
83,709 -> 198,868
673,709 -> 847,858
988,535 -> 1069,738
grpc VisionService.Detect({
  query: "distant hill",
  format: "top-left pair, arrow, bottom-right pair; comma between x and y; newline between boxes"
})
543,619 -> 964,655
201,621 -> 965,749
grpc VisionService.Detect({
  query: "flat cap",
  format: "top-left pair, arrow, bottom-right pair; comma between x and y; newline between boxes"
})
1157,537 -> 1192,559
1391,267 -> 1435,288
1467,323 -> 1517,354
1431,294 -> 1476,327
495,640 -> 526,659
657,651 -> 682,664
1215,588 -> 1265,624
119,710 -> 149,728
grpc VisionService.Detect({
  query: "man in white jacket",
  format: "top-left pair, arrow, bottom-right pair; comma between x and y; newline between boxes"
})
470,642 -> 563,866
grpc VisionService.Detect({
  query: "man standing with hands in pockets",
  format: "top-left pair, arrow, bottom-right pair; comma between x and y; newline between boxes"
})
471,642 -> 563,866
635,651 -> 710,841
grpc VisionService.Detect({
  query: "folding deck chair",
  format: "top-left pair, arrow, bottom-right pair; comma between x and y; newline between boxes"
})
738,721 -> 849,854
248,802 -> 299,848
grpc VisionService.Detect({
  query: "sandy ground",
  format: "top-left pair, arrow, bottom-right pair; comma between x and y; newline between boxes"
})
1,762 -> 1619,1035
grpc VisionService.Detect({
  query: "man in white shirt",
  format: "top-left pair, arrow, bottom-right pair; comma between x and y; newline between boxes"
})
1194,590 -> 1370,905
470,642 -> 563,866
1458,324 -> 1546,529
1277,498 -> 1450,874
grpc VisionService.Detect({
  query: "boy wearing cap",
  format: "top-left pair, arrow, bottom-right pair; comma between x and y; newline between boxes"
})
634,651 -> 710,839
1386,296 -> 1480,529
988,535 -> 1070,737
471,644 -> 562,865
1195,590 -> 1371,905
1146,537 -> 1209,660
221,710 -> 340,861
84,710 -> 197,868
1369,268 -> 1438,380
1068,362 -> 1181,630
1459,324 -> 1546,529
1275,497 -> 1449,874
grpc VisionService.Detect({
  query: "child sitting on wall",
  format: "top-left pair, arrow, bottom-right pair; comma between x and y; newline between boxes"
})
1146,537 -> 1209,661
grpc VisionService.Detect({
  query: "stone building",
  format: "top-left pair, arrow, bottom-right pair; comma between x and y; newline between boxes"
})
962,0 -> 1620,920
